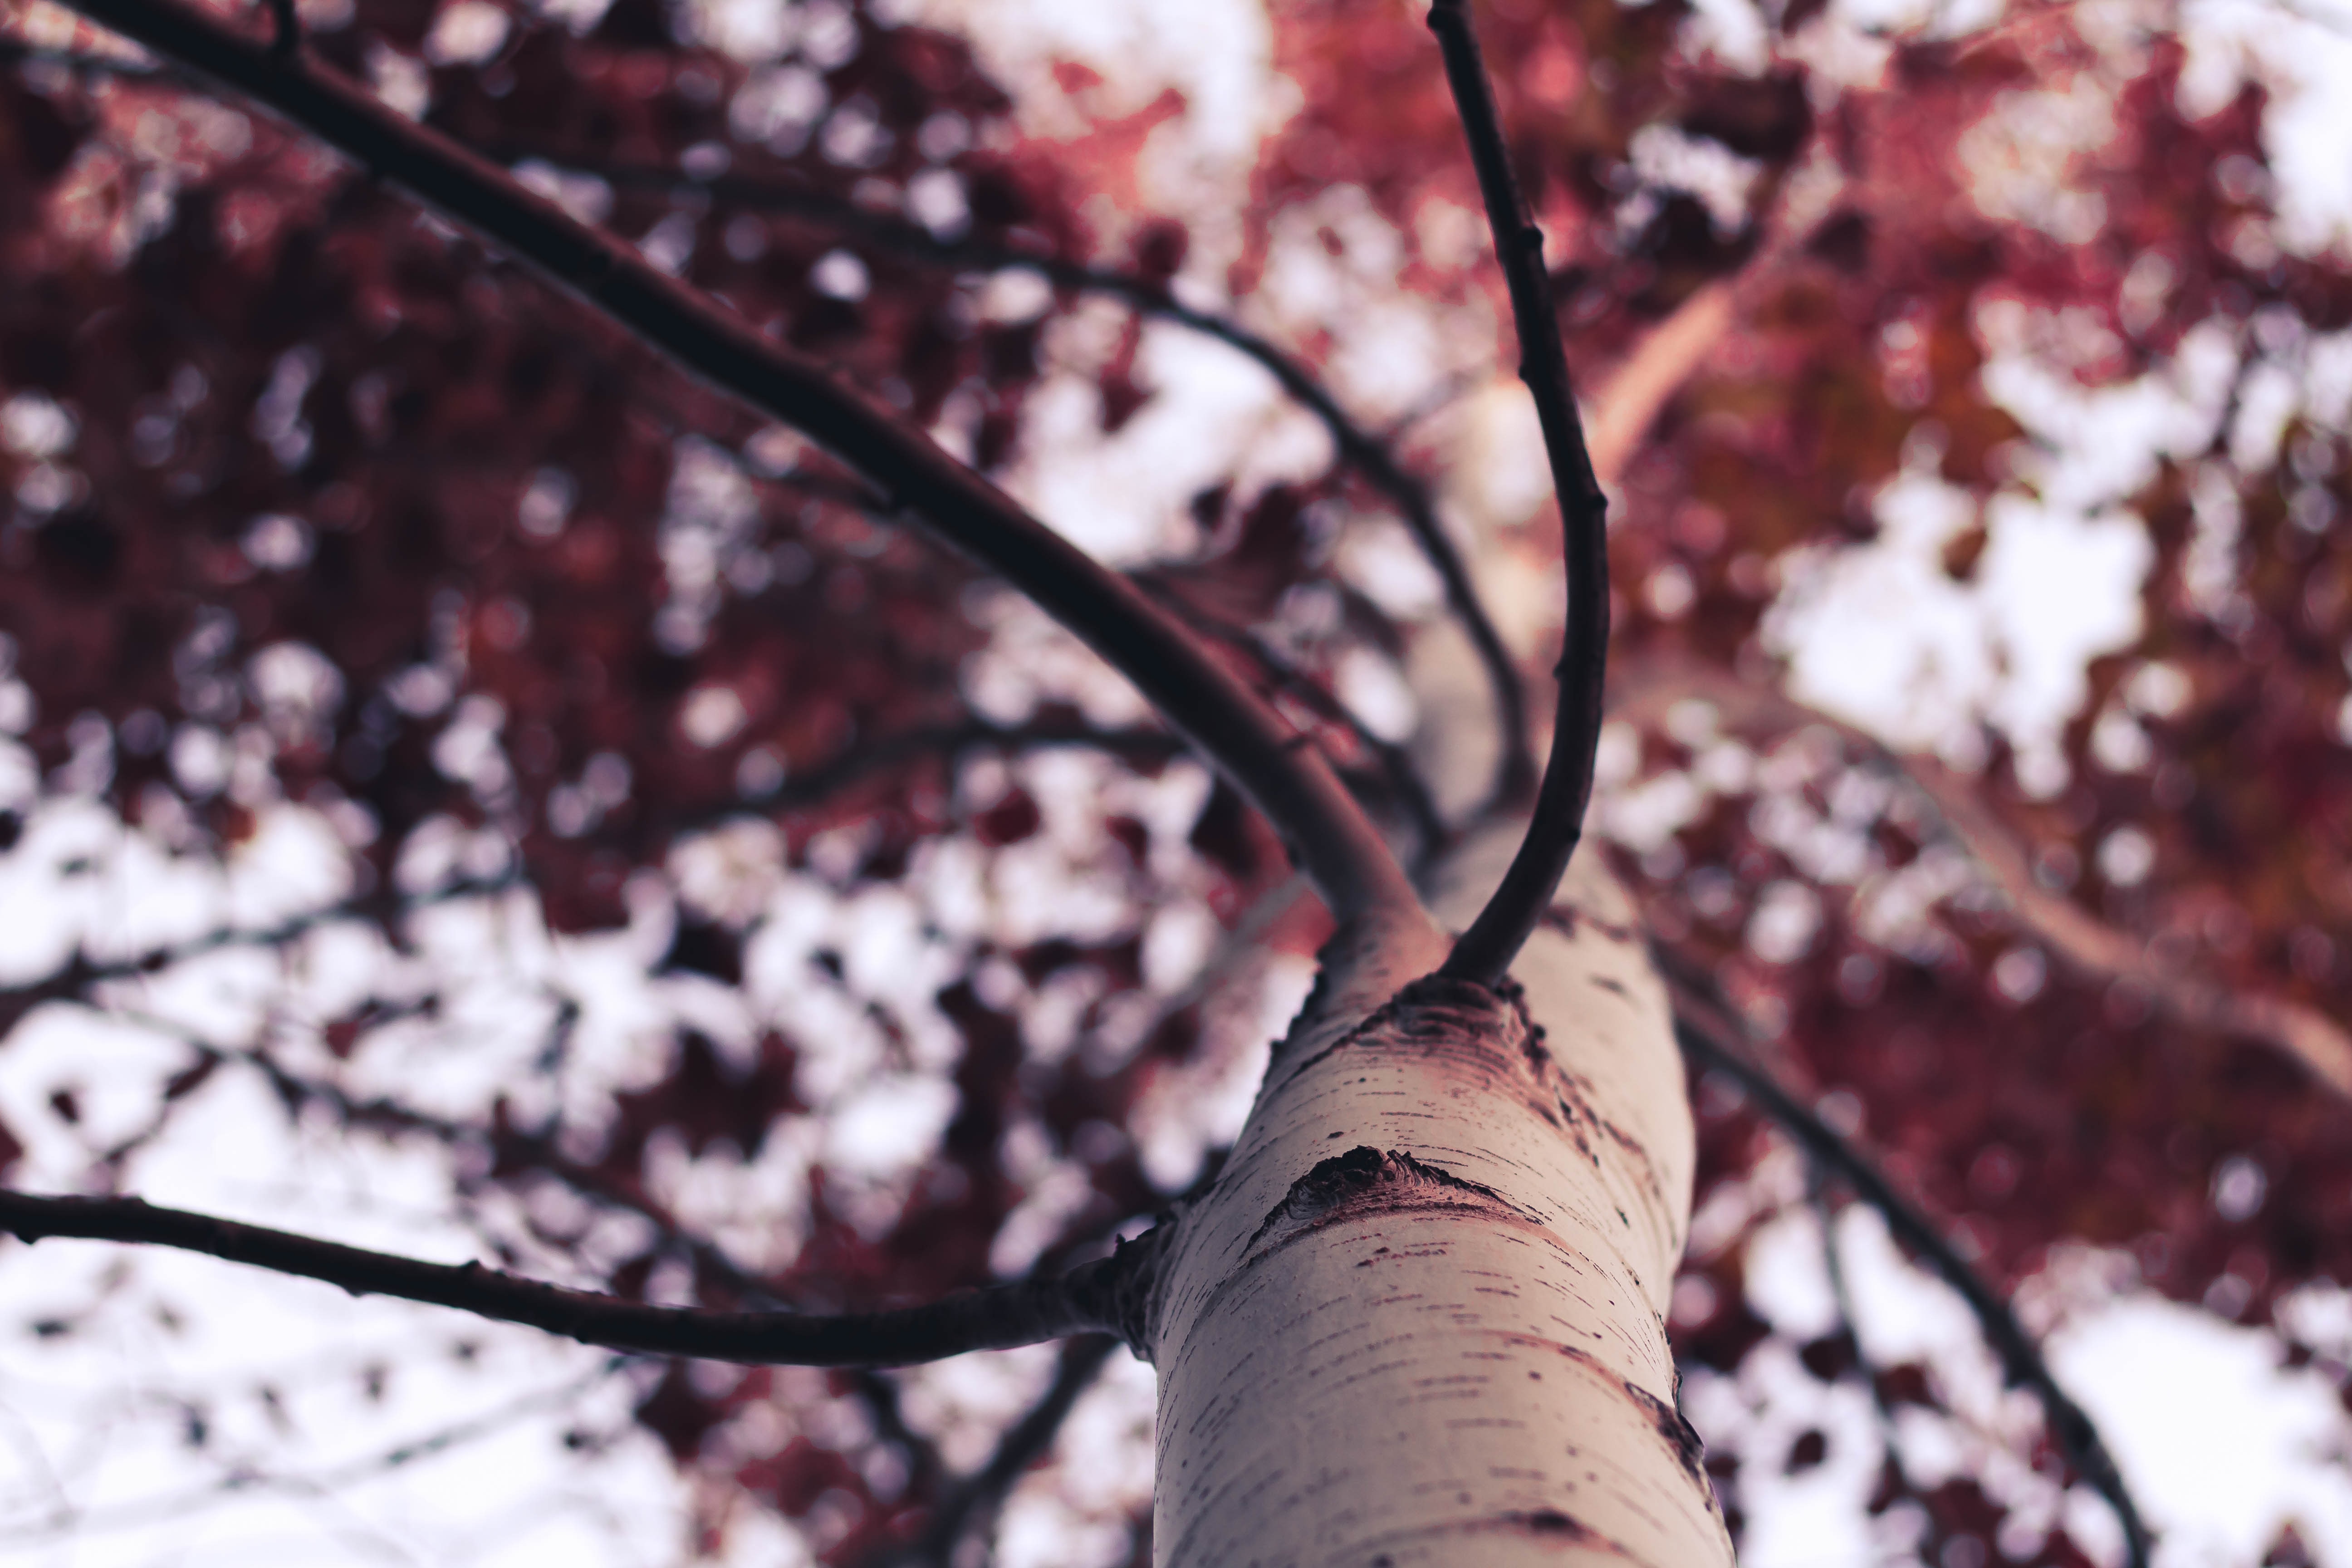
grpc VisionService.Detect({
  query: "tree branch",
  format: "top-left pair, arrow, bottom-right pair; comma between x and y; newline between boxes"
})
868,1334 -> 1119,1568
0,872 -> 522,1041
1659,963 -> 2152,1568
1143,593 -> 1445,858
0,1191 -> 1153,1368
227,1028 -> 959,1492
50,0 -> 1416,929
0,1357 -> 630,1542
1427,0 -> 1612,986
482,140 -> 1534,808
1613,648 -> 2352,1099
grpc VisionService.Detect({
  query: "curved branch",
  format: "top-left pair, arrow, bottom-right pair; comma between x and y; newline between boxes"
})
480,141 -> 1534,808
0,1191 -> 1144,1368
1427,0 -> 1611,986
51,0 -> 1416,928
1143,593 -> 1446,857
1659,968 -> 2153,1568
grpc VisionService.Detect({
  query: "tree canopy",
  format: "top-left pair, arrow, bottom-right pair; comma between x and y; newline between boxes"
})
0,0 -> 2349,1562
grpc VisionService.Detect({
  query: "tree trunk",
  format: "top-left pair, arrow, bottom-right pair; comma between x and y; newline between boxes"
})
1146,822 -> 1732,1565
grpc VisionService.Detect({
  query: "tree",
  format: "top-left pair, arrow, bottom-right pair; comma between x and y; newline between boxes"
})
0,0 -> 2345,1563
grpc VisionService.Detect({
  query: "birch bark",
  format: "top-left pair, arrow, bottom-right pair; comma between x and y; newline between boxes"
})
1145,822 -> 1732,1565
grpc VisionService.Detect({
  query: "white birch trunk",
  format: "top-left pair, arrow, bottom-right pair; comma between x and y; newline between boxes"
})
1143,821 -> 1731,1565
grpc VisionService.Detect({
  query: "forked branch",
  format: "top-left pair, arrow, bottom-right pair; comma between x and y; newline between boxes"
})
0,1191 -> 1155,1368
1427,0 -> 1612,986
52,0 -> 1416,927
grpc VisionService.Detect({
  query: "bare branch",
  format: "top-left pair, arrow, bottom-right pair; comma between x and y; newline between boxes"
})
0,1191 -> 1156,1368
228,1031 -> 960,1491
1614,649 -> 2352,1098
867,1335 -> 1119,1568
1144,593 -> 1445,857
0,873 -> 522,1039
0,1358 -> 629,1543
50,0 -> 1416,928
1426,0 -> 1611,987
1808,1169 -> 1914,1496
1659,963 -> 2152,1568
480,141 -> 1534,808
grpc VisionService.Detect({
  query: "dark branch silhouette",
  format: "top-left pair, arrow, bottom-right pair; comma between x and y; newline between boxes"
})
51,0 -> 1417,928
1427,0 -> 1612,987
0,1357 -> 631,1543
866,1334 -> 1120,1568
0,873 -> 524,1039
0,1190 -> 1156,1367
480,140 -> 1534,809
1143,591 -> 1446,857
1659,963 -> 2153,1568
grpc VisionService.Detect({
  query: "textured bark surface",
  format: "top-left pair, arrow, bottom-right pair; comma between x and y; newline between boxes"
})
1147,828 -> 1729,1565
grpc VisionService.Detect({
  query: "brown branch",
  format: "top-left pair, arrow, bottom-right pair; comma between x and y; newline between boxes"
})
52,0 -> 1416,928
1581,117 -> 1861,489
1659,962 -> 2152,1568
1613,649 -> 2352,1099
480,141 -> 1535,809
1427,0 -> 1611,987
0,1190 -> 1152,1367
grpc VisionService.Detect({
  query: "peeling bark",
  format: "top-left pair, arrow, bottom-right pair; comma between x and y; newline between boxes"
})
1146,831 -> 1730,1566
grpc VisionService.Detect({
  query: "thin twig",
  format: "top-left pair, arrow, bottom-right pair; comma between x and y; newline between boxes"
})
1659,963 -> 2152,1568
1611,648 -> 2352,1099
1426,0 -> 1611,987
867,1335 -> 1119,1567
0,1357 -> 630,1542
1808,1169 -> 1913,1495
0,873 -> 523,1036
52,0 -> 1418,929
236,1032 -> 959,1492
0,1191 -> 1154,1367
1143,591 -> 1446,857
485,141 -> 1534,807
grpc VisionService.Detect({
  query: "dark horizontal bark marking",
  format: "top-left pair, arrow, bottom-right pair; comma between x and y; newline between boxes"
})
1244,1146 -> 1523,1260
1537,906 -> 1643,946
1625,1382 -> 1711,1493
1358,1505 -> 1641,1563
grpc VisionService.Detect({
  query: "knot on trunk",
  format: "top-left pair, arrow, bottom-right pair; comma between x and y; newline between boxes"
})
1243,1145 -> 1517,1259
1064,1222 -> 1173,1362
